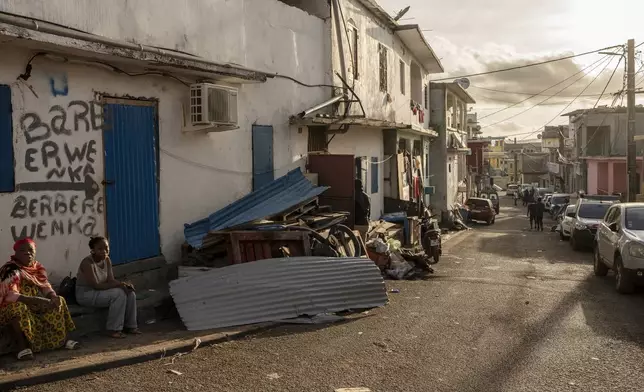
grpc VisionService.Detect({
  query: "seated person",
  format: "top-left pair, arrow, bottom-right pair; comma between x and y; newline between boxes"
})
0,238 -> 78,360
76,236 -> 140,338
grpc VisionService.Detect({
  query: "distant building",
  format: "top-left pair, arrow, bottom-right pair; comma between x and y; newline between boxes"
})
563,106 -> 644,195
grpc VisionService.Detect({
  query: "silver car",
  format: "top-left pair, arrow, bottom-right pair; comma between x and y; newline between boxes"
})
594,203 -> 644,293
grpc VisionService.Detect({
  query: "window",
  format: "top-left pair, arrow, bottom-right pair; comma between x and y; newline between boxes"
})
370,157 -> 379,194
424,84 -> 429,109
448,164 -> 451,173
348,25 -> 359,80
0,84 -> 13,192
378,43 -> 388,92
625,207 -> 644,230
399,60 -> 405,94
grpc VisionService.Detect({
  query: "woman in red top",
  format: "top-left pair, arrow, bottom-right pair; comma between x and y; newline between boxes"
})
0,238 -> 78,360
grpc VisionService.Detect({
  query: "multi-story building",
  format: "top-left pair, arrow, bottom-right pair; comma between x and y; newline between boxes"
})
563,107 -> 644,195
0,0 -> 334,279
428,82 -> 475,218
503,139 -> 542,184
291,0 -> 444,221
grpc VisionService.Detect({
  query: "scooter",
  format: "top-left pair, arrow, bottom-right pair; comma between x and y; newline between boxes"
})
421,212 -> 441,264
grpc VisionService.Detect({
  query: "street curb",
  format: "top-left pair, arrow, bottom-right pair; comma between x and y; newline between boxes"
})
0,323 -> 276,390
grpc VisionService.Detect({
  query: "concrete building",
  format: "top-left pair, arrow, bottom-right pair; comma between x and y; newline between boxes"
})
0,0 -> 332,280
502,139 -> 542,184
540,125 -> 571,192
428,82 -> 475,217
564,107 -> 644,196
291,0 -> 444,219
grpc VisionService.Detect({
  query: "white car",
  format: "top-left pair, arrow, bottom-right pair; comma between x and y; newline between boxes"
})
560,205 -> 576,240
506,184 -> 518,197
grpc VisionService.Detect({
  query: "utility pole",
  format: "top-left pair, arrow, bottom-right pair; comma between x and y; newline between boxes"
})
627,39 -> 638,201
559,127 -> 565,192
514,152 -> 518,184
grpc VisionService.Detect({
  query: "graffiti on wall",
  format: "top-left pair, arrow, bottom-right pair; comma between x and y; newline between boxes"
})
10,193 -> 103,241
11,99 -> 105,242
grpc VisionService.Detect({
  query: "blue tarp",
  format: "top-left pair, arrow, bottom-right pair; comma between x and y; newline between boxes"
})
184,168 -> 329,249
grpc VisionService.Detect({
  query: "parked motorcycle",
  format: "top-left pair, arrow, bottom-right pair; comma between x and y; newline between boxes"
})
421,212 -> 441,264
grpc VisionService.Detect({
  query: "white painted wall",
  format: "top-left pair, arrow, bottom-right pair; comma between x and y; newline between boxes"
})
331,0 -> 430,127
0,0 -> 329,282
326,127 -> 384,219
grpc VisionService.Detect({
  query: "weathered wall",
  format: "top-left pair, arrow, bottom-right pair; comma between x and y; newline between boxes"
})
429,86 -> 448,213
326,127 -> 384,219
0,0 -> 329,281
331,0 -> 430,127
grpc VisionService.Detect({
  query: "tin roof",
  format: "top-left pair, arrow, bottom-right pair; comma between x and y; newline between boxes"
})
169,256 -> 388,331
184,168 -> 329,249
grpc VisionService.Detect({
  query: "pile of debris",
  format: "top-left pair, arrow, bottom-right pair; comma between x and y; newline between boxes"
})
181,168 -> 364,269
363,211 -> 439,280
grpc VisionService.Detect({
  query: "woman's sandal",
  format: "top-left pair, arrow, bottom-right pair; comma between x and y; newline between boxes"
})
17,348 -> 34,360
124,328 -> 142,335
65,340 -> 80,350
106,331 -> 127,339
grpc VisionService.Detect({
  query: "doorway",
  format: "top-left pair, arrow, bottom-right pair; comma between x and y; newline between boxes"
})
103,98 -> 160,265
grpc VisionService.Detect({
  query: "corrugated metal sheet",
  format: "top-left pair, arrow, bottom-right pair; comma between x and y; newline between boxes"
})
104,102 -> 160,264
184,168 -> 329,249
169,256 -> 388,331
0,85 -> 13,192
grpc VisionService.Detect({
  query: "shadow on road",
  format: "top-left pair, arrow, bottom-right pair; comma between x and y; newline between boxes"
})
454,272 -> 644,391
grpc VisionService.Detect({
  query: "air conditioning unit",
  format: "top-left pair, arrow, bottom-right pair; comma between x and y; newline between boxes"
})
189,83 -> 238,127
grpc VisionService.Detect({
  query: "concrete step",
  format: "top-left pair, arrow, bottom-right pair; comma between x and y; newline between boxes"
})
0,285 -> 173,355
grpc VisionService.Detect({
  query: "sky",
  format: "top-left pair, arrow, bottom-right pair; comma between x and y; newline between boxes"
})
378,0 -> 644,141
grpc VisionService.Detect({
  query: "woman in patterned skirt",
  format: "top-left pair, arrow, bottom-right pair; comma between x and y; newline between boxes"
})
0,238 -> 78,360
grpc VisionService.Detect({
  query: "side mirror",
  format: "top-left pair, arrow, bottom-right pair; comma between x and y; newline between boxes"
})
566,212 -> 575,218
609,222 -> 619,232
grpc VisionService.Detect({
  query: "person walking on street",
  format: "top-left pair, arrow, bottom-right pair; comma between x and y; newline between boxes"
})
527,200 -> 536,230
534,197 -> 546,231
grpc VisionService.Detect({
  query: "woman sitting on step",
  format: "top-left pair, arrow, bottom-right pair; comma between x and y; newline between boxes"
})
0,238 -> 79,360
76,236 -> 141,339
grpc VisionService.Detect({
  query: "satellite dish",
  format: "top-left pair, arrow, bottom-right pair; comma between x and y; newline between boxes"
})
393,6 -> 410,21
537,134 -> 542,139
456,78 -> 470,89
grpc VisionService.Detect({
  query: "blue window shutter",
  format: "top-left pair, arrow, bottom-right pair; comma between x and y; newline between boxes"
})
371,157 -> 379,194
0,85 -> 13,192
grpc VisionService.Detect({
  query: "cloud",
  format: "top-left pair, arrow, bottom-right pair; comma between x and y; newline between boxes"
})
431,36 -> 625,107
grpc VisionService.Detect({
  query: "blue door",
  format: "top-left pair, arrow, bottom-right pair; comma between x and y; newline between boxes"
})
104,101 -> 160,264
252,125 -> 274,191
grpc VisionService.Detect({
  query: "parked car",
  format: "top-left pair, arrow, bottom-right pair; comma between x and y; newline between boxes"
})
465,198 -> 496,225
559,205 -> 576,240
594,203 -> 644,293
584,194 -> 621,202
506,184 -> 519,197
480,191 -> 500,214
549,193 -> 570,215
569,199 -> 616,251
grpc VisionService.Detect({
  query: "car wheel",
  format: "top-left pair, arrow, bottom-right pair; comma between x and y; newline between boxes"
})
486,218 -> 492,225
593,245 -> 608,276
615,255 -> 635,294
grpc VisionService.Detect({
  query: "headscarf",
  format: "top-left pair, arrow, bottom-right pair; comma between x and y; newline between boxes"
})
0,238 -> 53,306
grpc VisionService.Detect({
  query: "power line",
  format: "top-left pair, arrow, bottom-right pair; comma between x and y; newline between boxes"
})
431,44 -> 622,82
520,55 -> 623,142
479,52 -> 614,121
482,53 -> 617,129
469,84 -> 622,98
